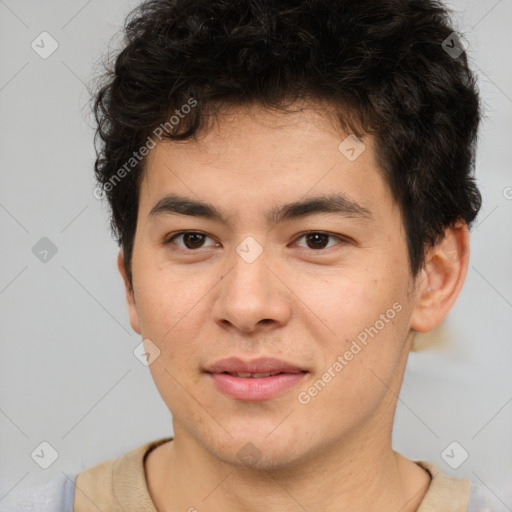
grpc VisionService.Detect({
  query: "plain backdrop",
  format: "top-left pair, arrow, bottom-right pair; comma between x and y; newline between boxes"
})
1,0 -> 511,507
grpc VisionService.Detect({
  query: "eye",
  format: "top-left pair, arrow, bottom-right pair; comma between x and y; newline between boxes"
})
164,230 -> 347,253
293,232 -> 345,251
165,231 -> 218,250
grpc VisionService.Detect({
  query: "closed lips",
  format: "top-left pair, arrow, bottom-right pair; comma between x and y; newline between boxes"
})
204,356 -> 308,376
221,371 -> 298,378
206,358 -> 309,400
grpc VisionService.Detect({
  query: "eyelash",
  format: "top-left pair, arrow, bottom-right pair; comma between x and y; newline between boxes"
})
164,230 -> 348,253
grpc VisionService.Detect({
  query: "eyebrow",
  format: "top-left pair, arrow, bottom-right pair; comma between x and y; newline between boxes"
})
148,193 -> 372,225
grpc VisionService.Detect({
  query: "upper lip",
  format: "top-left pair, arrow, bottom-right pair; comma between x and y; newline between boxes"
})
204,357 -> 307,374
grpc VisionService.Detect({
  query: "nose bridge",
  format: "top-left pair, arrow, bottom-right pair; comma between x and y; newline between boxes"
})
225,235 -> 271,300
213,235 -> 290,332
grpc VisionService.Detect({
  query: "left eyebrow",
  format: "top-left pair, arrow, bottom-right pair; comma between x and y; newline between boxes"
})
148,193 -> 373,225
267,193 -> 373,224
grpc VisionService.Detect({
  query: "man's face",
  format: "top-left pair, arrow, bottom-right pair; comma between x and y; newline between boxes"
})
124,103 -> 419,470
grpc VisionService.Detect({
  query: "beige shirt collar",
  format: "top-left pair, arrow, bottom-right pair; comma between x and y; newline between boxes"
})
75,437 -> 471,512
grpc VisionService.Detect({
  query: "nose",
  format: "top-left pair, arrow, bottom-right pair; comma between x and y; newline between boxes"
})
212,241 -> 292,334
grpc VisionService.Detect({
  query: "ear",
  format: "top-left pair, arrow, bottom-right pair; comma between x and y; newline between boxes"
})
410,220 -> 470,333
117,251 -> 142,335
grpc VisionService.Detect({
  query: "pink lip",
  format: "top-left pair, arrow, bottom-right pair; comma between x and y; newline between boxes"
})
204,356 -> 305,374
204,356 -> 308,401
208,372 -> 307,400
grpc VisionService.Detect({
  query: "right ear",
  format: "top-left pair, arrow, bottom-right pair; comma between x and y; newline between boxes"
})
117,251 -> 142,334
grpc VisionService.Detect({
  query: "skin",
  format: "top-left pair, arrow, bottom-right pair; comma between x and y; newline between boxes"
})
118,101 -> 470,511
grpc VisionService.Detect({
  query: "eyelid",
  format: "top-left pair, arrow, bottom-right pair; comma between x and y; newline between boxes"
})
164,230 -> 348,252
292,231 -> 348,251
165,231 -> 218,249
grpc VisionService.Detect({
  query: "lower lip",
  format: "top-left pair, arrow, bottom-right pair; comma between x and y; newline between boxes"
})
207,372 -> 307,401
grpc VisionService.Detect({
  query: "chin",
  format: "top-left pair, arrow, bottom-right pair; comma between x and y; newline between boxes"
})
208,430 -> 312,472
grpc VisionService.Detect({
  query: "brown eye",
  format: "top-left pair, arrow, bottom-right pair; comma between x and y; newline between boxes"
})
182,232 -> 206,249
166,231 -> 217,250
305,233 -> 330,249
295,232 -> 343,251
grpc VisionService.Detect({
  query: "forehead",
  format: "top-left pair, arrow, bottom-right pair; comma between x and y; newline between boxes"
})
138,103 -> 397,229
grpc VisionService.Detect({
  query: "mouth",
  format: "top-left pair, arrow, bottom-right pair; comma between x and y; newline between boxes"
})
206,372 -> 308,401
217,371 -> 300,378
203,357 -> 309,401
204,356 -> 307,375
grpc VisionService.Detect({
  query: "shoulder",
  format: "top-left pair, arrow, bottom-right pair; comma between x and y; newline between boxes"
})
415,460 -> 510,512
415,460 -> 471,511
0,437 -> 172,512
0,473 -> 76,512
73,437 -> 172,512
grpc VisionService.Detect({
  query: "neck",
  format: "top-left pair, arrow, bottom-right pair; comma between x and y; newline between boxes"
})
146,420 -> 430,512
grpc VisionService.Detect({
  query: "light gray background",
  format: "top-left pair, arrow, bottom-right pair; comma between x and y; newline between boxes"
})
1,0 -> 511,507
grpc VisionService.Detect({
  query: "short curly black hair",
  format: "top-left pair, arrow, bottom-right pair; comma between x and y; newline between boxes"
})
93,0 -> 481,286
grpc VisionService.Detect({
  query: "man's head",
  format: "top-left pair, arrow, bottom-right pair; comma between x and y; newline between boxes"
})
92,0 -> 481,470
94,0 -> 481,286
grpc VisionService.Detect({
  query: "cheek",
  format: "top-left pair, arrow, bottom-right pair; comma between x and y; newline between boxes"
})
295,287 -> 409,429
298,266 -> 411,389
137,273 -> 206,412
132,266 -> 224,400
297,266 -> 404,336
133,257 -> 213,337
